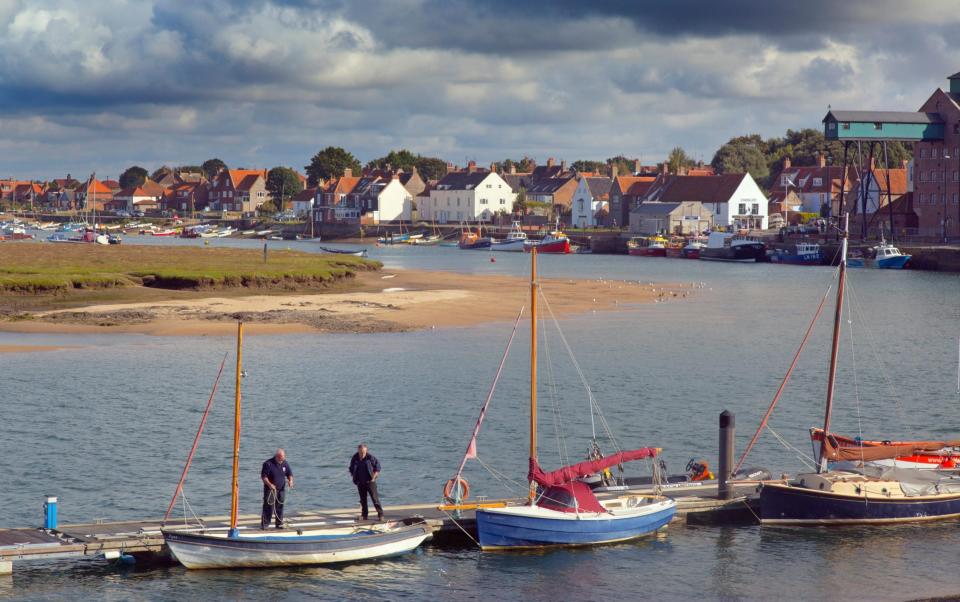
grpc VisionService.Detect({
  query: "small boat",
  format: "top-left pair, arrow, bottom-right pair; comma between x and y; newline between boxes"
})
681,240 -> 705,259
491,221 -> 528,252
162,323 -> 433,569
699,232 -> 766,262
627,236 -> 667,257
769,242 -> 822,265
152,229 -> 178,236
459,226 -> 494,250
871,241 -> 911,269
256,230 -> 273,237
318,245 -> 368,257
759,215 -> 960,525
107,234 -> 122,245
473,250 -> 676,549
523,230 -> 571,254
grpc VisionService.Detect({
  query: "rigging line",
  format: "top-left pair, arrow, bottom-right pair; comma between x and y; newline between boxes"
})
474,456 -> 528,495
163,352 -> 229,523
540,306 -> 567,468
439,508 -> 481,548
845,278 -> 866,466
734,275 -> 837,473
767,425 -> 818,470
538,290 -> 621,454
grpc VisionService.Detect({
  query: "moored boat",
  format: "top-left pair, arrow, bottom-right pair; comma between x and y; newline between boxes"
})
491,221 -> 527,252
681,240 -> 705,259
769,242 -> 822,265
318,245 -> 368,257
809,428 -> 960,470
523,229 -> 571,254
626,235 -> 667,257
699,232 -> 766,262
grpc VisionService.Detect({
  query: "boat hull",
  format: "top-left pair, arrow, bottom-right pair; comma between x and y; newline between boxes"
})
760,482 -> 960,525
491,238 -> 526,252
700,243 -> 766,263
163,523 -> 432,569
459,238 -> 493,249
476,498 -> 676,549
524,239 -> 571,254
681,247 -> 701,259
769,252 -> 822,265
876,254 -> 911,269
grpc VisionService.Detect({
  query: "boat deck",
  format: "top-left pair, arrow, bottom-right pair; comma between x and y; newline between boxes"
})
0,481 -> 764,573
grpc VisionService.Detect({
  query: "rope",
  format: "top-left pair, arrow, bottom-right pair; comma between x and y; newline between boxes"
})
735,276 -> 836,472
179,486 -> 205,528
844,280 -> 866,466
439,508 -> 481,547
768,425 -> 818,471
540,309 -> 570,468
475,456 -> 528,496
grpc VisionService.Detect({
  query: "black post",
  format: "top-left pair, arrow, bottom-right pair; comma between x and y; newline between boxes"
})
884,141 -> 894,242
836,142 -> 850,242
263,242 -> 268,264
862,142 -> 875,240
718,410 -> 735,500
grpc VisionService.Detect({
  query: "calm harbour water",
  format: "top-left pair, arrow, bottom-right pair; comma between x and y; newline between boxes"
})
2,239 -> 960,601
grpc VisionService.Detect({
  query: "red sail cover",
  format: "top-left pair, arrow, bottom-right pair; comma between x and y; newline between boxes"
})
528,448 -> 658,487
537,482 -> 605,514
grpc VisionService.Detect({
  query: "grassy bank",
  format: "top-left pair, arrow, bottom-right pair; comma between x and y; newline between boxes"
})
0,244 -> 379,311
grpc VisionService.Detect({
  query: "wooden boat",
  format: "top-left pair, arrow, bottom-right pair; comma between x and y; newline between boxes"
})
162,323 -> 432,568
759,215 -> 960,525
459,224 -> 494,249
318,245 -> 368,257
474,250 -> 676,549
152,229 -> 178,236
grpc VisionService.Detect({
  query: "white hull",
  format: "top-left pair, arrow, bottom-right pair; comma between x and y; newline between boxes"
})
491,238 -> 526,252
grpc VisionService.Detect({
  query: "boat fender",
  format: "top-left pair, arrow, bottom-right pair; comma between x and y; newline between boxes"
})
443,477 -> 470,502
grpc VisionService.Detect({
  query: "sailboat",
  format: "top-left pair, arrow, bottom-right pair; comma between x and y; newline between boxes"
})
759,215 -> 960,525
162,323 -> 433,569
474,249 -> 677,550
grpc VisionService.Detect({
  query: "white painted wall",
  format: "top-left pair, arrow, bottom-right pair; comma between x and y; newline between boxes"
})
425,172 -> 515,223
706,174 -> 769,230
570,178 -> 606,227
375,179 -> 413,222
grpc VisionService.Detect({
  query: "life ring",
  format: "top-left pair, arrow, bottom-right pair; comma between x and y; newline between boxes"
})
443,477 -> 470,502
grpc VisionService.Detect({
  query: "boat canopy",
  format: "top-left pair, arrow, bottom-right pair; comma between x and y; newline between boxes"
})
528,448 -> 658,487
536,481 -> 605,514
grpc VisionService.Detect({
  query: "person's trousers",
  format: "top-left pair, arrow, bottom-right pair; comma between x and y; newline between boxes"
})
357,481 -> 383,519
261,488 -> 286,529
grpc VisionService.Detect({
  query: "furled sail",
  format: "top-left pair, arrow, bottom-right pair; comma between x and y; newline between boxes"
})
528,448 -> 658,487
819,433 -> 960,462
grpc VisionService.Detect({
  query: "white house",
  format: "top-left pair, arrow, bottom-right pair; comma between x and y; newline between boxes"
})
570,176 -> 612,228
363,177 -> 413,223
423,169 -> 515,223
290,187 -> 317,217
640,173 -> 769,230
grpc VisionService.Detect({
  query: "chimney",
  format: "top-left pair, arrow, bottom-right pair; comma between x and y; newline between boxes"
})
490,162 -> 497,173
467,160 -> 477,174
446,161 -> 455,174
661,162 -> 669,175
610,162 -> 618,180
783,157 -> 791,169
818,152 -> 826,168
547,157 -> 555,168
510,164 -> 517,175
902,159 -> 909,169
634,159 -> 641,174
344,167 -> 353,178
560,160 -> 567,173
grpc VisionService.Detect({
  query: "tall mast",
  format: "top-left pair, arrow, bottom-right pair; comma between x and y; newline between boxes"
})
229,321 -> 243,537
528,247 -> 538,503
818,214 -> 848,473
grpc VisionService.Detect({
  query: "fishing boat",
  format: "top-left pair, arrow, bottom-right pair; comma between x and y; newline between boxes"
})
318,245 -> 368,257
473,250 -> 676,550
491,221 -> 528,252
759,216 -> 960,525
162,323 -> 433,569
768,242 -> 822,265
152,228 -> 178,237
458,225 -> 494,249
699,232 -> 766,263
809,429 -> 960,470
627,236 -> 667,257
681,239 -> 705,259
523,225 -> 571,254
871,241 -> 911,269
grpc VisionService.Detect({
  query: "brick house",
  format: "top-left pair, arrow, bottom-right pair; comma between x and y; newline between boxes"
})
314,169 -> 361,224
208,169 -> 268,213
75,177 -> 115,211
607,176 -> 656,228
913,72 -> 960,238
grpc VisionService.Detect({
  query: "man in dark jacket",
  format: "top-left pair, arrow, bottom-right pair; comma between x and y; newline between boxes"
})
348,443 -> 383,521
261,448 -> 294,529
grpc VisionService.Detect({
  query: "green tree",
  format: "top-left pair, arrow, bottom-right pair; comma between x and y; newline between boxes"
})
710,139 -> 770,182
606,155 -> 635,176
202,158 -> 227,180
414,157 -> 448,181
571,159 -> 605,173
119,165 -> 148,189
176,165 -> 204,175
667,147 -> 695,174
266,166 -> 304,206
151,166 -> 172,181
305,147 -> 361,186
512,187 -> 528,214
365,149 -> 419,172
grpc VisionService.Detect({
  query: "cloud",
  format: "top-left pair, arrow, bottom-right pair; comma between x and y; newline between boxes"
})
0,0 -> 959,178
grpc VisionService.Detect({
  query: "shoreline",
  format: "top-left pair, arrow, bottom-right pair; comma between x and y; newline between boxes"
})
0,269 -> 695,337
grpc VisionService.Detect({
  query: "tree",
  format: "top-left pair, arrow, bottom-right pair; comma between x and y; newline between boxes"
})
202,158 -> 227,180
176,165 -> 204,175
512,187 -> 528,214
266,166 -> 304,207
571,159 -> 605,173
119,166 -> 148,189
606,155 -> 636,176
305,146 -> 361,186
151,166 -> 172,182
667,147 -> 695,174
710,139 -> 770,183
415,157 -> 448,181
365,149 -> 448,181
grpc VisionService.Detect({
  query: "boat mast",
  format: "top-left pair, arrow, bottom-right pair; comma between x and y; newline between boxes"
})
818,214 -> 848,473
229,321 -> 243,537
529,247 -> 539,503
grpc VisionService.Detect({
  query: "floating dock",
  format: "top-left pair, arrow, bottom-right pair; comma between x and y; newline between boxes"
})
0,481 -> 765,574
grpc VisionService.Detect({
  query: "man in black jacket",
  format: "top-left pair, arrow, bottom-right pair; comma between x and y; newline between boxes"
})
261,448 -> 294,529
348,443 -> 383,521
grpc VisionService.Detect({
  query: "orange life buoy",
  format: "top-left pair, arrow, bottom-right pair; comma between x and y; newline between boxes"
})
443,477 -> 470,502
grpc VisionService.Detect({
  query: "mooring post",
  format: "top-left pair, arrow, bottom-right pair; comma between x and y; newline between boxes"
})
263,242 -> 268,264
43,495 -> 57,530
718,411 -> 735,500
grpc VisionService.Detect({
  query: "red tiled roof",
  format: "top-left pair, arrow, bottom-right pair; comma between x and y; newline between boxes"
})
643,174 -> 748,203
293,187 -> 318,202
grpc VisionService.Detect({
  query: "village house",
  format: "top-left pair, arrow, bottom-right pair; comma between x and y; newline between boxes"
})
356,176 -> 414,223
768,155 -> 854,216
106,180 -> 167,213
607,175 -> 656,228
912,72 -> 960,238
638,173 -> 769,230
162,181 -> 208,214
13,182 -> 44,208
74,177 -> 114,211
290,187 -> 317,217
422,164 -> 515,223
570,176 -> 612,228
208,169 -> 268,213
314,170 -> 361,224
629,201 -> 713,235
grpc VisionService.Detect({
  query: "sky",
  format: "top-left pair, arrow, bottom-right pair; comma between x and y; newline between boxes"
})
1,0 -> 960,180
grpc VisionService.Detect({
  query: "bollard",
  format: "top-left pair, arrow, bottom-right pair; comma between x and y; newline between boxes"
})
718,411 -> 735,500
43,495 -> 58,530
263,242 -> 268,264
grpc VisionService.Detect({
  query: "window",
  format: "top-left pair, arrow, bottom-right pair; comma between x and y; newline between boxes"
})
828,122 -> 836,130
813,177 -> 822,187
486,184 -> 492,188
873,122 -> 882,130
954,193 -> 958,204
751,203 -> 759,215
842,122 -> 850,130
500,199 -> 506,205
919,192 -> 925,203
480,198 -> 488,205
922,147 -> 928,158
932,192 -> 938,204
955,170 -> 959,182
715,204 -> 721,215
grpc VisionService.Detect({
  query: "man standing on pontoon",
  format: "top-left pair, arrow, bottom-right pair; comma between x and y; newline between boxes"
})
261,448 -> 294,529
349,443 -> 383,521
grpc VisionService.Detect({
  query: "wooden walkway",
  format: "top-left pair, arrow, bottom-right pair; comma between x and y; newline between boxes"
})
0,481 -> 763,573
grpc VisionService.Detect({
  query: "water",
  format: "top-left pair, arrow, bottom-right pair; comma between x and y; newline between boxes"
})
2,242 -> 960,600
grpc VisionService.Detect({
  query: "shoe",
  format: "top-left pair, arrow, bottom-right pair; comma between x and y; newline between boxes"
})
377,513 -> 384,522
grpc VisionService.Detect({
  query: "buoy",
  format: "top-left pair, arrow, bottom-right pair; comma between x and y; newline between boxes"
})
490,256 -> 496,262
443,477 -> 470,502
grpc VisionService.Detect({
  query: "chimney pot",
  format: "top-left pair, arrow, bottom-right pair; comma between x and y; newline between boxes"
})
560,160 -> 567,173
344,168 -> 353,178
468,161 -> 477,174
784,157 -> 791,169
490,162 -> 497,173
547,157 -> 555,168
902,159 -> 909,169
818,152 -> 826,168
610,163 -> 618,179
634,159 -> 641,174
510,164 -> 517,175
